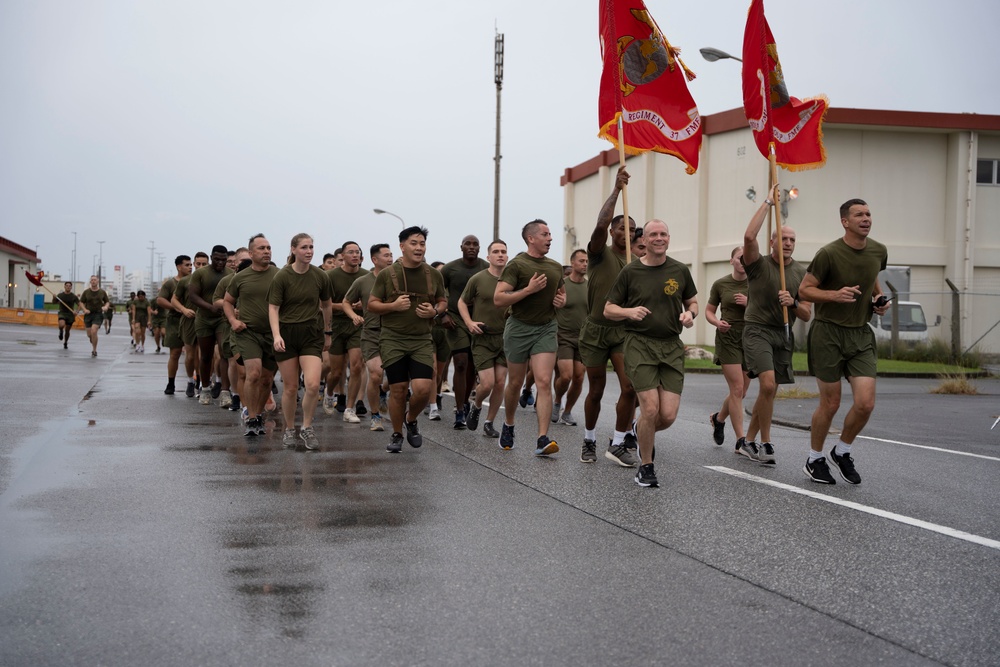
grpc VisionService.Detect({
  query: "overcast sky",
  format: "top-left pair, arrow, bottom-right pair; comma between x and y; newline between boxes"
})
2,0 -> 998,282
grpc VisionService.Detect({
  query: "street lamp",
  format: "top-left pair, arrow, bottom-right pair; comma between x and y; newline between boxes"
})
780,187 -> 799,219
700,47 -> 742,63
97,240 -> 105,285
373,208 -> 405,228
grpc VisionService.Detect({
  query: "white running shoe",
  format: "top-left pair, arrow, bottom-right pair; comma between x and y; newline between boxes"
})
343,408 -> 360,424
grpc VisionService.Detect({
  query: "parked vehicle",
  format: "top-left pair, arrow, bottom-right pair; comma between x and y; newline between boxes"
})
869,300 -> 940,343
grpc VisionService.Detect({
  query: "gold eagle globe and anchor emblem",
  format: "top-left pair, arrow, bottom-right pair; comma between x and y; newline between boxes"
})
616,9 -> 694,96
663,278 -> 679,296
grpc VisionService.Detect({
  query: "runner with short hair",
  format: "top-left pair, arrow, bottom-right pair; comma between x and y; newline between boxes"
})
54,281 -> 80,350
553,248 -> 588,430
158,255 -> 192,395
189,245 -> 234,406
80,275 -> 110,357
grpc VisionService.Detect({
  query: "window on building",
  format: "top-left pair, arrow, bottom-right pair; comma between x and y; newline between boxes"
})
977,158 -> 999,185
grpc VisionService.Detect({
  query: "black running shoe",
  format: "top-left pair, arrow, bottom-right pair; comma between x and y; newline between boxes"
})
387,432 -> 403,453
466,405 -> 482,432
622,432 -> 638,452
185,381 -> 196,398
634,463 -> 659,488
804,456 -> 837,484
210,381 -> 222,399
244,416 -> 261,437
534,435 -> 559,457
335,394 -> 347,413
829,448 -> 861,484
454,409 -> 467,430
164,379 -> 175,395
228,394 -> 241,411
58,330 -> 63,341
710,412 -> 725,445
483,421 -> 500,438
518,388 -> 533,408
499,423 -> 514,449
405,420 -> 422,448
580,439 -> 597,463
355,401 -> 367,417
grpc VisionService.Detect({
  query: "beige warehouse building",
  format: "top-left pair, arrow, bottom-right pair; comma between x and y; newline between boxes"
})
560,107 -> 1000,354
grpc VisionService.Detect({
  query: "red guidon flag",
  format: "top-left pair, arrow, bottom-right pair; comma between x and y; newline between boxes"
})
598,0 -> 702,174
742,0 -> 828,170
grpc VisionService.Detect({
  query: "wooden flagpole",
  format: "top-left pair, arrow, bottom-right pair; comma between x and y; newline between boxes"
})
769,144 -> 790,341
618,114 -> 632,264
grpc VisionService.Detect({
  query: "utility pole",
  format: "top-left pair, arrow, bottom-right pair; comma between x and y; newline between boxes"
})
72,231 -> 77,284
148,241 -> 156,293
493,29 -> 504,243
97,241 -> 105,286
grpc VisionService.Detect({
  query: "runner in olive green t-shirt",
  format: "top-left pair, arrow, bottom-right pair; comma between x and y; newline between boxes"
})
578,166 -> 640,467
604,220 -> 698,489
799,197 -> 890,487
553,249 -> 588,428
54,282 -> 80,349
158,254 -> 193,396
80,275 -> 110,357
323,242 -> 370,422
189,246 -> 234,406
130,291 -> 150,353
739,188 -> 813,466
268,233 -> 334,450
706,246 -> 750,450
368,227 -> 447,454
495,220 -> 566,457
213,247 -> 250,409
458,240 -> 509,437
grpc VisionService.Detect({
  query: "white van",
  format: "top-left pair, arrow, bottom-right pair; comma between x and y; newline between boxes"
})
868,301 -> 938,343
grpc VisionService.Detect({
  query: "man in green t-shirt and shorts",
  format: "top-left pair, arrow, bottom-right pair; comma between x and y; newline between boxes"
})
739,186 -> 812,465
458,239 -> 509,438
495,220 -> 566,457
158,254 -> 193,395
80,275 -> 110,357
368,226 -> 448,454
323,241 -> 369,423
799,198 -> 889,486
189,245 -> 234,406
344,243 -> 394,432
579,166 -> 640,467
553,248 -> 588,430
605,220 -> 698,488
54,281 -> 80,350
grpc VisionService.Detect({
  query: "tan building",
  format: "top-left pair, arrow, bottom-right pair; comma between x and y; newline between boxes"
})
1,236 -> 42,309
560,107 -> 1000,353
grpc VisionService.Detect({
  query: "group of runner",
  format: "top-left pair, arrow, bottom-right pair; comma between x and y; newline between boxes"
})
55,170 -> 888,489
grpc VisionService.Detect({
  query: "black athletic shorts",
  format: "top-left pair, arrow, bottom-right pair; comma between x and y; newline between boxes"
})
383,356 -> 434,385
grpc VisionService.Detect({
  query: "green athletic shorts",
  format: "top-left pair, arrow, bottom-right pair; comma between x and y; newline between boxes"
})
557,328 -> 582,362
195,313 -> 227,339
808,320 -> 878,382
471,332 -> 506,372
713,323 -> 745,367
233,327 -> 277,372
432,326 -> 451,363
275,320 -> 324,362
743,323 -> 795,384
328,317 -> 362,355
179,315 -> 197,346
503,317 -> 557,364
446,323 -> 472,352
579,318 -> 626,368
360,328 -> 381,363
380,331 -> 435,369
623,332 -> 685,394
84,312 -> 104,328
165,318 -> 183,349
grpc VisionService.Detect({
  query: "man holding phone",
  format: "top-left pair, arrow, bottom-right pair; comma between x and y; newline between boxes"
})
799,198 -> 889,485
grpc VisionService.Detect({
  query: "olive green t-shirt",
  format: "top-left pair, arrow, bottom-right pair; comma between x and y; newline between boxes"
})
326,267 -> 370,320
158,277 -> 180,322
441,258 -> 489,317
268,264 -> 331,325
174,276 -> 194,310
189,266 -> 233,315
605,257 -> 697,338
807,238 -> 888,327
370,262 -> 446,335
80,288 -> 109,313
460,269 -> 507,334
344,271 -> 380,332
556,278 -> 588,332
227,265 -> 279,332
498,252 -> 565,326
54,292 -> 79,317
742,255 -> 806,327
132,299 -> 150,320
586,244 -> 628,325
708,275 -> 748,325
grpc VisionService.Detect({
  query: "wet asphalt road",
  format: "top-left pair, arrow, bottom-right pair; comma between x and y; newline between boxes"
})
1,322 -> 998,667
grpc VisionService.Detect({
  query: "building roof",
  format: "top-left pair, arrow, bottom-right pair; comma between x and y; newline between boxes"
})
561,107 -> 1000,186
0,236 -> 40,263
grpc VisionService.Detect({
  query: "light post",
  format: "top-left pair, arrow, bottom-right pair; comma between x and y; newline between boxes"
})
72,231 -> 77,284
373,209 -> 405,229
97,241 -> 105,285
699,47 -> 742,63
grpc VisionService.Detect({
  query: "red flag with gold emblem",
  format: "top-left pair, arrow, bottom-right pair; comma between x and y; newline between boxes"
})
598,0 -> 702,174
742,0 -> 828,170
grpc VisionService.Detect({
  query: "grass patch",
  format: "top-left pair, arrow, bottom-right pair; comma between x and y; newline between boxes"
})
930,374 -> 979,395
776,386 -> 819,399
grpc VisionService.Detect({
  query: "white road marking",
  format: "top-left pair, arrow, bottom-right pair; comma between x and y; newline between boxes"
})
705,466 -> 1000,551
855,435 -> 1000,462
